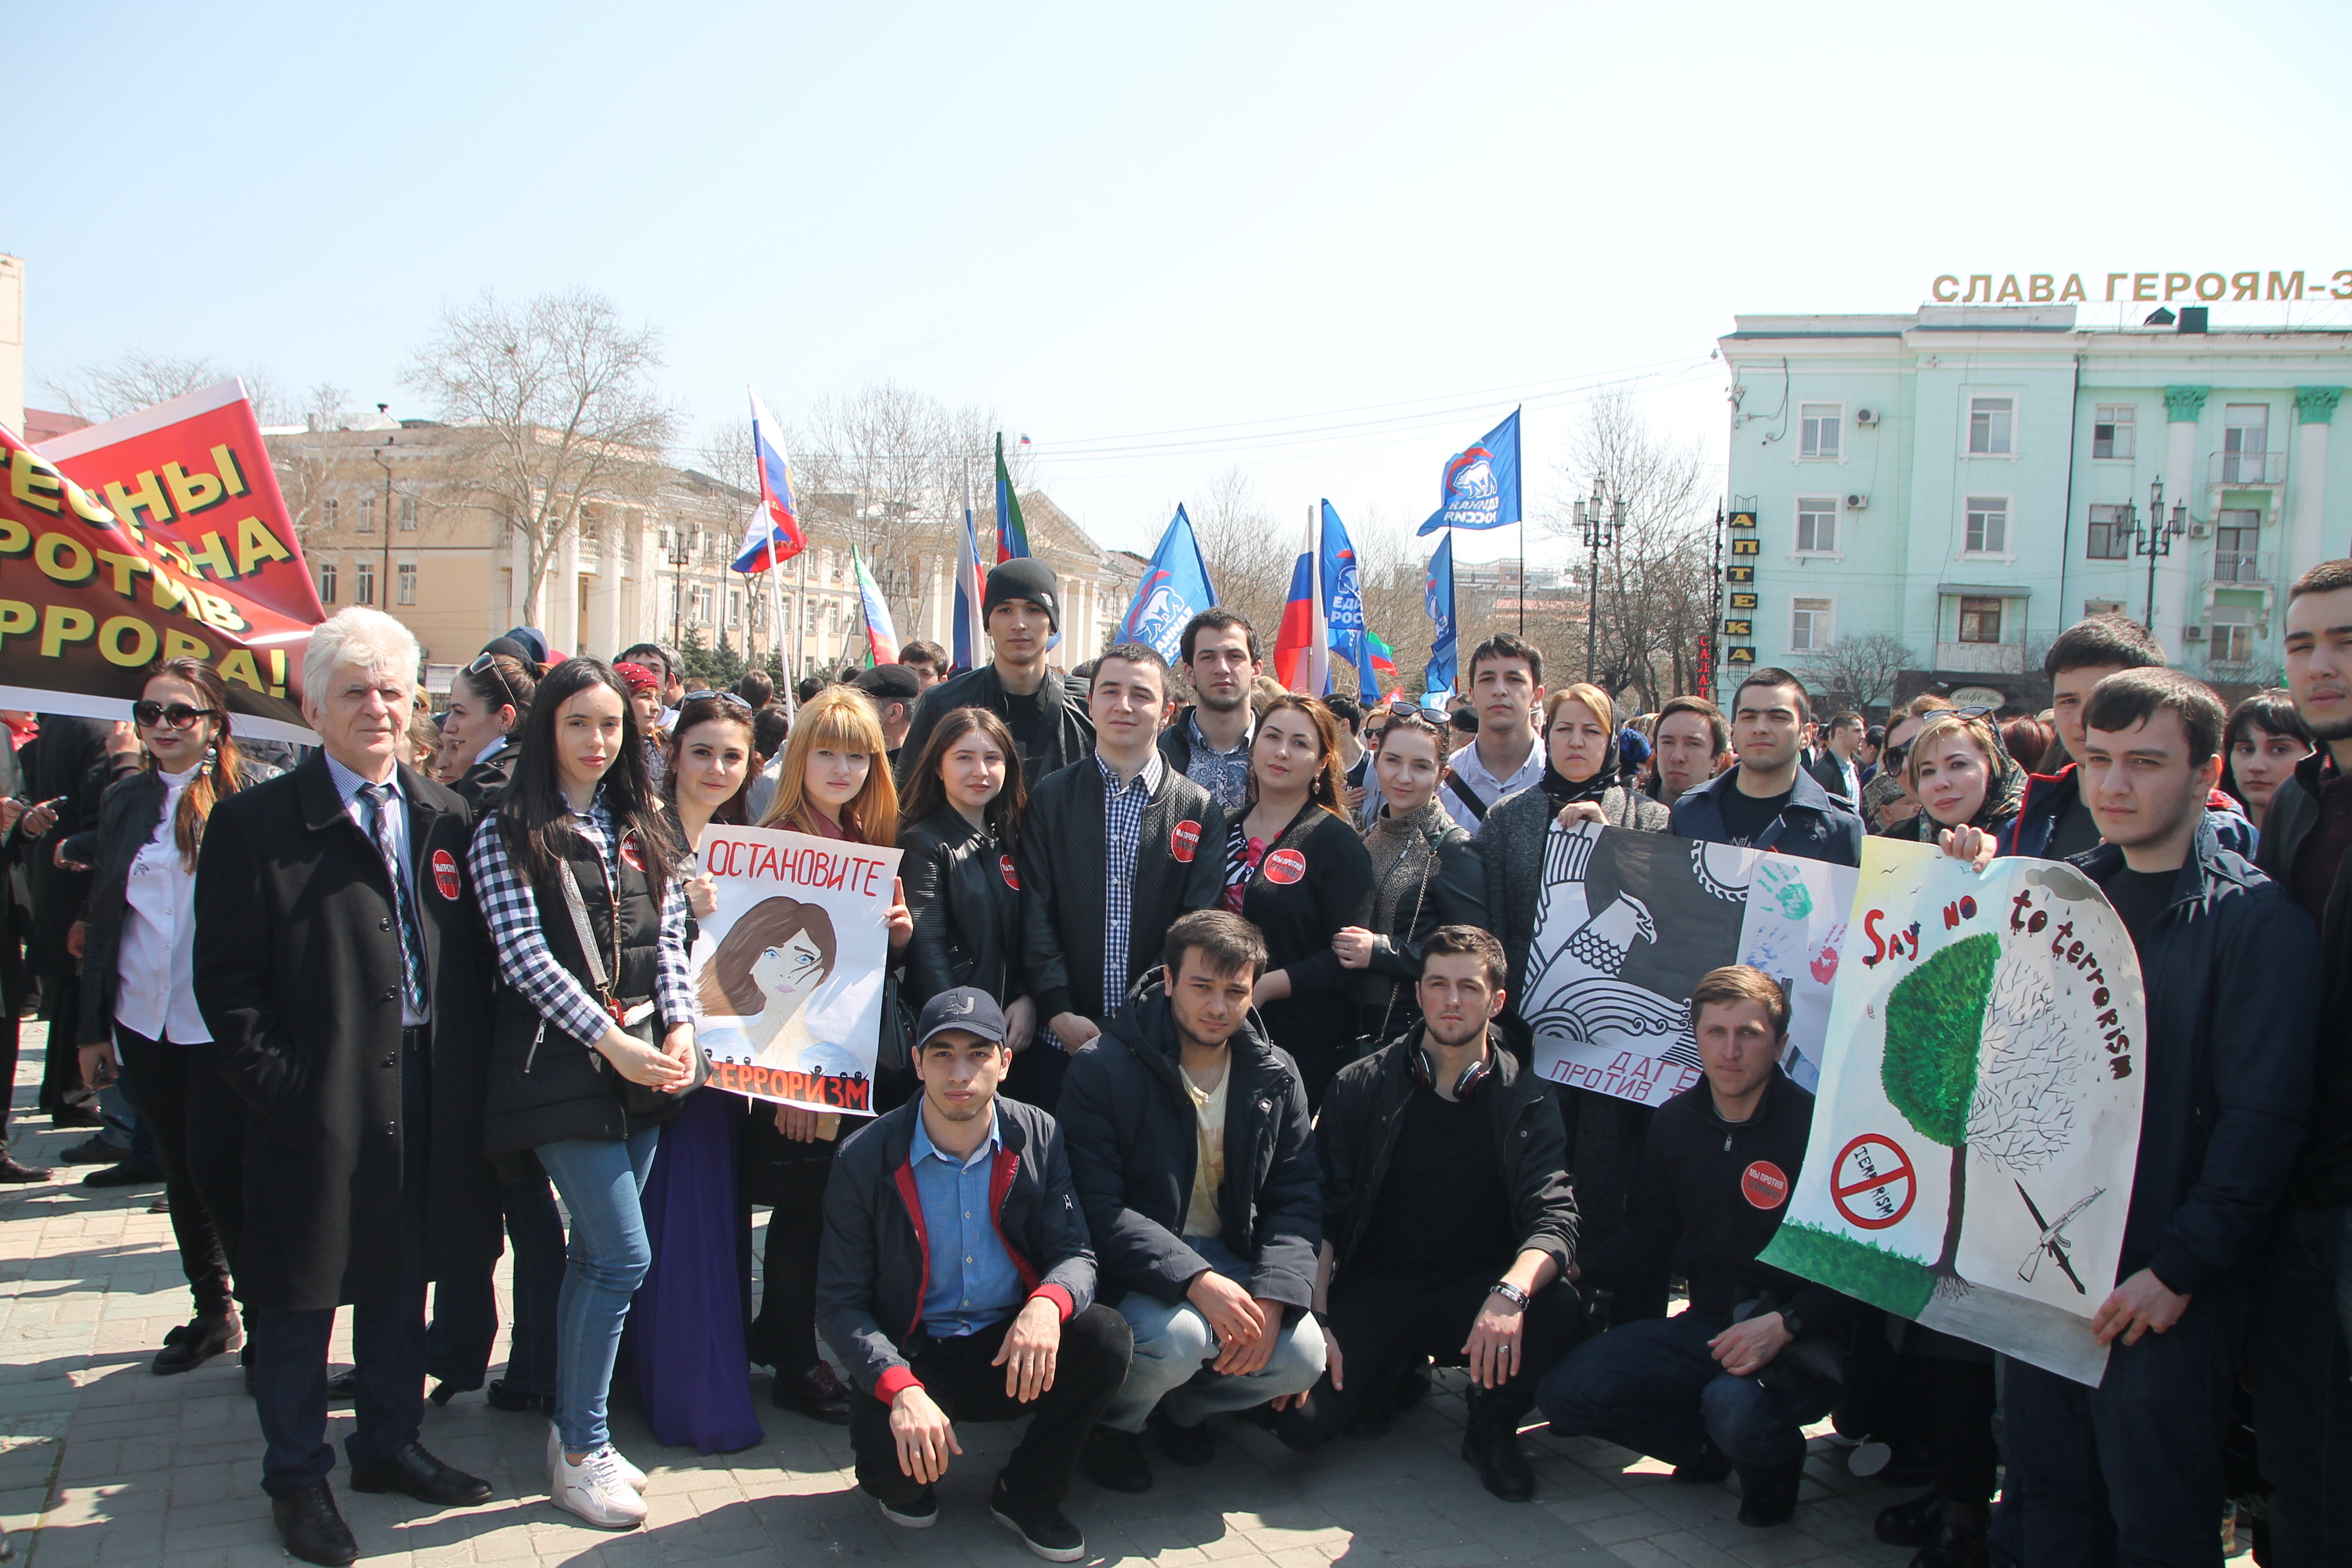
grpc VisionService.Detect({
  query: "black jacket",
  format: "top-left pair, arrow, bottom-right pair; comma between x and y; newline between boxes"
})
448,743 -> 516,814
2088,819 -> 2320,1291
899,662 -> 1095,788
1232,804 -> 1375,1089
0,734 -> 28,1020
1580,1066 -> 1854,1334
1020,755 -> 1226,1025
2257,750 -> 2352,1208
1058,989 -> 1320,1311
1316,1030 -> 1578,1285
1668,763 -> 1863,867
18,716 -> 119,978
816,1094 -> 1096,1402
900,806 -> 1026,1010
192,754 -> 502,1312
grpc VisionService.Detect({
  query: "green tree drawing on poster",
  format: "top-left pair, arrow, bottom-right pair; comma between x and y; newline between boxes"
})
1882,932 -> 2000,1281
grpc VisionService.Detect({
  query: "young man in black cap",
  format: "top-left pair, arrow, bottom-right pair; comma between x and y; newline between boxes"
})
853,664 -> 923,772
1058,910 -> 1325,1492
1020,644 -> 1226,1110
899,560 -> 1093,785
818,987 -> 1133,1562
1273,925 -> 1584,1502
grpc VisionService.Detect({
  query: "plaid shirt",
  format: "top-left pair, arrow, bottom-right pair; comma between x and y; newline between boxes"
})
467,791 -> 694,1045
1097,748 -> 1166,1019
1183,710 -> 1253,814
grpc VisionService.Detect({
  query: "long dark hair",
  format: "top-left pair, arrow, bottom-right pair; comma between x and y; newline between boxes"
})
1246,693 -> 1348,819
898,705 -> 1026,851
498,657 -> 679,889
142,658 -> 252,871
2222,688 -> 2314,808
664,694 -> 759,830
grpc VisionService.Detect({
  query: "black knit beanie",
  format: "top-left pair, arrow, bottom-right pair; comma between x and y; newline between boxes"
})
984,558 -> 1060,633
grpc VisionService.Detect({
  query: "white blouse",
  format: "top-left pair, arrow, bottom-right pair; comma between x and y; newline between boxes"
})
115,763 -> 210,1044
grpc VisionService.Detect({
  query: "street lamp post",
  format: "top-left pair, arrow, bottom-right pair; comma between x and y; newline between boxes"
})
371,424 -> 394,614
668,532 -> 694,647
2124,477 -> 2188,634
1575,476 -> 1624,684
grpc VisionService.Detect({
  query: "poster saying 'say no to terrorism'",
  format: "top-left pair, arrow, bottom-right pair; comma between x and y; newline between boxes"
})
688,825 -> 902,1118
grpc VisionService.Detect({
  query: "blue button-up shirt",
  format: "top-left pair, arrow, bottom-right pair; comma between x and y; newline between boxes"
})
911,1106 -> 1023,1338
1098,748 -> 1166,1019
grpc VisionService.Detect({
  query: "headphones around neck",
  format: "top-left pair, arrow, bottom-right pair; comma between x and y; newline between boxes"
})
1412,1041 -> 1494,1101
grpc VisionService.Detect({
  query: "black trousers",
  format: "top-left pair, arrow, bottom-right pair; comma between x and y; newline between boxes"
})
249,1037 -> 430,1498
37,973 -> 81,1114
113,1026 -> 247,1319
750,1205 -> 825,1373
849,1305 -> 1132,1510
0,1014 -> 17,1142
1272,1268 -> 1586,1450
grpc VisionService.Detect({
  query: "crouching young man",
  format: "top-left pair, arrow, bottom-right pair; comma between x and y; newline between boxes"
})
1272,925 -> 1585,1501
816,988 -> 1134,1561
1058,910 -> 1326,1493
1538,965 -> 1853,1528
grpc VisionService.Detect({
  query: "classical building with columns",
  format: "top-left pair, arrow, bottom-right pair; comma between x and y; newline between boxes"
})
266,419 -> 1140,681
1717,302 -> 2351,711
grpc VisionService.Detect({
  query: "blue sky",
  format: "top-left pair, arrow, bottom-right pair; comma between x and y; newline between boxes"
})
9,1 -> 2349,565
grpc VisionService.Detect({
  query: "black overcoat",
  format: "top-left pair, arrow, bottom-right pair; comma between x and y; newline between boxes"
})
193,752 -> 502,1312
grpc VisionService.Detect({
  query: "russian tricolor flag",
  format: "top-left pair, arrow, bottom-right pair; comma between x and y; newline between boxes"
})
732,388 -> 807,573
1271,510 -> 1329,695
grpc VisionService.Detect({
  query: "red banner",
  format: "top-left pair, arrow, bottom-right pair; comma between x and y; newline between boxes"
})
3,380 -> 323,741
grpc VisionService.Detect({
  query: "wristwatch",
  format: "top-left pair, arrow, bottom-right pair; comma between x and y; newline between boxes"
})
1488,1281 -> 1530,1309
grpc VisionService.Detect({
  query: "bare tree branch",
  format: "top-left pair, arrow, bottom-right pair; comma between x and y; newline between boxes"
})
1806,633 -> 1918,714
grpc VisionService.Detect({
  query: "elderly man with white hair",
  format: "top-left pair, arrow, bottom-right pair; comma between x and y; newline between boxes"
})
194,608 -> 504,1566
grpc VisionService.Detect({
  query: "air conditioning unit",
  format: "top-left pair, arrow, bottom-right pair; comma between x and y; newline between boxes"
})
1845,493 -> 1869,510
2188,522 -> 2210,539
1854,408 -> 1880,426
2184,624 -> 2206,641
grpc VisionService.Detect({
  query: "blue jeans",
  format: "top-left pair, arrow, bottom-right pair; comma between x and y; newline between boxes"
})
2001,1286 -> 2242,1568
426,1174 -> 565,1395
1539,1311 -> 1837,1483
2250,1205 -> 2352,1566
537,1129 -> 660,1453
1101,1236 -> 1326,1433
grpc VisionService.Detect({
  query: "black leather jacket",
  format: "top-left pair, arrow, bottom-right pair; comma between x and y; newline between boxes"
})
899,806 -> 1025,1010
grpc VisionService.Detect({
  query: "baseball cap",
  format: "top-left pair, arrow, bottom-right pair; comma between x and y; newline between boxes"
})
915,987 -> 1008,1050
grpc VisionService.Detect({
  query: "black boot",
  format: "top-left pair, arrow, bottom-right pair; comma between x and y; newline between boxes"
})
1910,1499 -> 1988,1568
1736,1462 -> 1804,1528
152,1313 -> 242,1375
1460,1392 -> 1535,1503
271,1479 -> 357,1566
1673,1439 -> 1733,1485
1876,1490 -> 1943,1548
0,1146 -> 50,1183
771,1360 -> 851,1424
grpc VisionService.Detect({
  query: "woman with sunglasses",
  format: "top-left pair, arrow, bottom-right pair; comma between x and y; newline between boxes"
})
2222,689 -> 2313,834
742,687 -> 913,1423
896,706 -> 1039,1089
444,653 -> 539,809
1221,694 -> 1375,1109
627,690 -> 767,1452
69,661 -> 275,1376
1876,712 -> 2026,847
470,658 -> 698,1529
1331,708 -> 1488,1049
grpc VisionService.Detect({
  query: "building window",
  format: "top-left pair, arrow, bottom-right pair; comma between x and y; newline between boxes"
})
1958,596 -> 2003,644
396,563 -> 416,605
2093,405 -> 2135,460
2209,605 -> 2255,663
1968,396 -> 2014,455
693,585 -> 714,625
357,497 -> 375,533
354,561 -> 375,606
1800,404 -> 1842,460
2087,504 -> 2130,559
1796,496 -> 1839,554
1965,496 -> 2010,554
398,496 -> 418,531
2214,508 -> 2262,581
318,562 -> 337,604
322,497 -> 339,531
729,591 -> 742,628
2223,404 -> 2270,482
1791,597 -> 1833,651
2084,598 -> 2125,617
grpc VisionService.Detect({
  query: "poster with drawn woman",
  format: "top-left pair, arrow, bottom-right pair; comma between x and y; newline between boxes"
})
688,825 -> 903,1117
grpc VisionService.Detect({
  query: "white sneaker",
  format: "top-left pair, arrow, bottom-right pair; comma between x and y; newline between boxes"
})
549,1446 -> 647,1529
543,1425 -> 647,1493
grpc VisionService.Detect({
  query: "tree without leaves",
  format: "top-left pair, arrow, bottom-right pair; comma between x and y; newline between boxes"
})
1187,466 -> 1294,692
1806,633 -> 1918,716
401,288 -> 679,628
43,350 -> 303,427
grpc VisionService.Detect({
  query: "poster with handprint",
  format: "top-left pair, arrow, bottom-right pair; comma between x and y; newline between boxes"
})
688,825 -> 903,1116
1522,821 -> 1855,1106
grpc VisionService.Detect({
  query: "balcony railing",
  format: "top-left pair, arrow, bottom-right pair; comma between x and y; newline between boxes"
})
2207,550 -> 2275,584
1934,641 -> 2029,674
2209,450 -> 2286,486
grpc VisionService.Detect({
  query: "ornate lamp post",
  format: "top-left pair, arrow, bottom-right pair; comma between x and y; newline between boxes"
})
2123,477 -> 2187,633
1575,477 -> 1624,684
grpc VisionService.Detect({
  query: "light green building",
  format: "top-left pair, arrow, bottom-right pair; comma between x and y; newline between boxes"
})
1716,303 -> 2351,710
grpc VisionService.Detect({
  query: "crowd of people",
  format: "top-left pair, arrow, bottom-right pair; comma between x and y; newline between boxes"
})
3,554 -> 2350,1568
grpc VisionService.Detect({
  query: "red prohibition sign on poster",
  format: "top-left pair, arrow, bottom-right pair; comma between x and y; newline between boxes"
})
1831,1133 -> 1917,1231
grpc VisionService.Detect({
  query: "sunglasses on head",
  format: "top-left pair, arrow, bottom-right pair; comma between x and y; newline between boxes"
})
683,689 -> 754,713
464,651 -> 519,709
133,700 -> 219,730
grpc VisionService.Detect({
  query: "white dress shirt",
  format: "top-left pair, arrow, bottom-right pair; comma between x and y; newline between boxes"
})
115,762 -> 211,1044
1441,728 -> 1545,836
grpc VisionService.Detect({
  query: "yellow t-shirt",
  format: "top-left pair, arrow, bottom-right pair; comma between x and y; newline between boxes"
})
1181,1060 -> 1229,1239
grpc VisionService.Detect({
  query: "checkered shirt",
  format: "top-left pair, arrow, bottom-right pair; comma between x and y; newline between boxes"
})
1184,710 -> 1253,814
1097,748 -> 1166,1019
467,790 -> 694,1044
